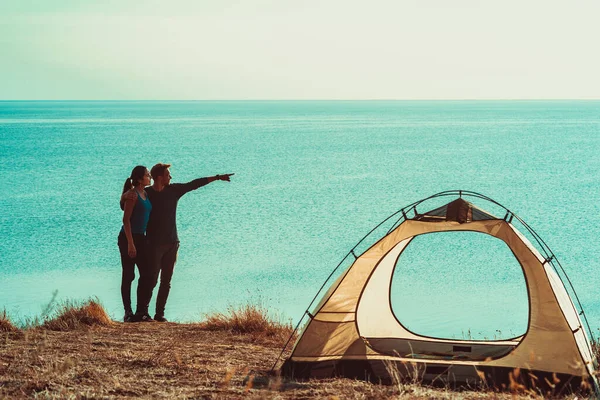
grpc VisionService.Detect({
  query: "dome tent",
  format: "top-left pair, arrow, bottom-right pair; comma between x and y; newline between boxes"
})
275,191 -> 598,393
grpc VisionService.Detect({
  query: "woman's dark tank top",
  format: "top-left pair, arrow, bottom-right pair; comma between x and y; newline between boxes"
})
121,190 -> 152,234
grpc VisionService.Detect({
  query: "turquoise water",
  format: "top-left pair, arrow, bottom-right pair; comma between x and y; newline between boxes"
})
1,101 -> 599,339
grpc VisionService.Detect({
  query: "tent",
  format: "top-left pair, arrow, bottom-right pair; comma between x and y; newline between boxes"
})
277,191 -> 598,393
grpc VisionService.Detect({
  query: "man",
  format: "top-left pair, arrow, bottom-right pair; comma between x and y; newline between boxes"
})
124,163 -> 233,322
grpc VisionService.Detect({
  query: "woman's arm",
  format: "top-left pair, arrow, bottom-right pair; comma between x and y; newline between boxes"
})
120,190 -> 137,211
122,191 -> 138,258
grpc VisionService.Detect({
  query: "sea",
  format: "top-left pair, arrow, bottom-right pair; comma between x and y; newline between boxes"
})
1,100 -> 599,340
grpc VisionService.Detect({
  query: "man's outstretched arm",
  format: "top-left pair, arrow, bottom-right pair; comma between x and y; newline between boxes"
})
175,173 -> 234,196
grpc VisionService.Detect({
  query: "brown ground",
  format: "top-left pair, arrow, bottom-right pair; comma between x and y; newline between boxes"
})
0,321 -> 586,399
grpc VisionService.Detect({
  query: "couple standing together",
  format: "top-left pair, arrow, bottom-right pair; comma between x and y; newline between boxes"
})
118,163 -> 233,322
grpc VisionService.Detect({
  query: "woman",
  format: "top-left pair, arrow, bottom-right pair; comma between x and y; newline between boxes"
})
118,166 -> 152,322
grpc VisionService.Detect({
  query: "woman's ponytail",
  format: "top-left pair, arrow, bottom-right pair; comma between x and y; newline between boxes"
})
123,165 -> 148,194
122,178 -> 133,194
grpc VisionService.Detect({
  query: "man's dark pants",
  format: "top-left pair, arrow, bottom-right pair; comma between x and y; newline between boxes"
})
147,242 -> 180,317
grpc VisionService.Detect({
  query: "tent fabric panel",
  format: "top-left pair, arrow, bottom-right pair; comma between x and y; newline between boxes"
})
445,198 -> 472,222
364,337 -> 516,360
289,354 -> 517,365
483,223 -> 587,376
486,329 -> 587,375
508,222 -> 585,336
313,313 -> 355,323
282,359 -> 377,381
290,353 -> 588,369
292,320 -> 376,358
310,264 -> 351,316
421,204 -> 448,218
419,198 -> 497,222
471,206 -> 496,221
283,359 -> 592,392
318,226 -> 412,313
319,256 -> 382,313
506,224 -> 594,375
292,320 -> 356,357
574,329 -> 594,371
356,238 -> 415,338
543,261 -> 581,331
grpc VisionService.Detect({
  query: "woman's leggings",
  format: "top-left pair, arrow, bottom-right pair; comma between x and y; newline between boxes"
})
118,232 -> 152,314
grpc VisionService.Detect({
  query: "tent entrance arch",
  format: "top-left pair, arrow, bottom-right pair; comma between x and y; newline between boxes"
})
275,191 -> 598,392
388,231 -> 529,341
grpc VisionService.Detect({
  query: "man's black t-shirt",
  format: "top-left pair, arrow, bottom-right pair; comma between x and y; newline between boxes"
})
145,178 -> 210,245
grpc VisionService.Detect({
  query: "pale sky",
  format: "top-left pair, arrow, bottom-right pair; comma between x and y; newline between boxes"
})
1,0 -> 599,100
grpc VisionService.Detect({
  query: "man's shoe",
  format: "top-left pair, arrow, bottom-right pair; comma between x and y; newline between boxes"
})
154,315 -> 168,322
123,311 -> 135,323
134,313 -> 155,322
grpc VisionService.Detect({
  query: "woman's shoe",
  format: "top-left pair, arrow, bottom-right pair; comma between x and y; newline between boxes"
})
123,311 -> 135,323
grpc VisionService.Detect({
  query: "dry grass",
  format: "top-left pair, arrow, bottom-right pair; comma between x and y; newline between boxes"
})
592,334 -> 600,362
41,299 -> 114,331
0,301 -> 597,399
198,303 -> 294,345
0,322 -> 562,400
0,309 -> 18,333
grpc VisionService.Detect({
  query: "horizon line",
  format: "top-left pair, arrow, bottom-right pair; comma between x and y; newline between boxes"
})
2,98 -> 600,102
